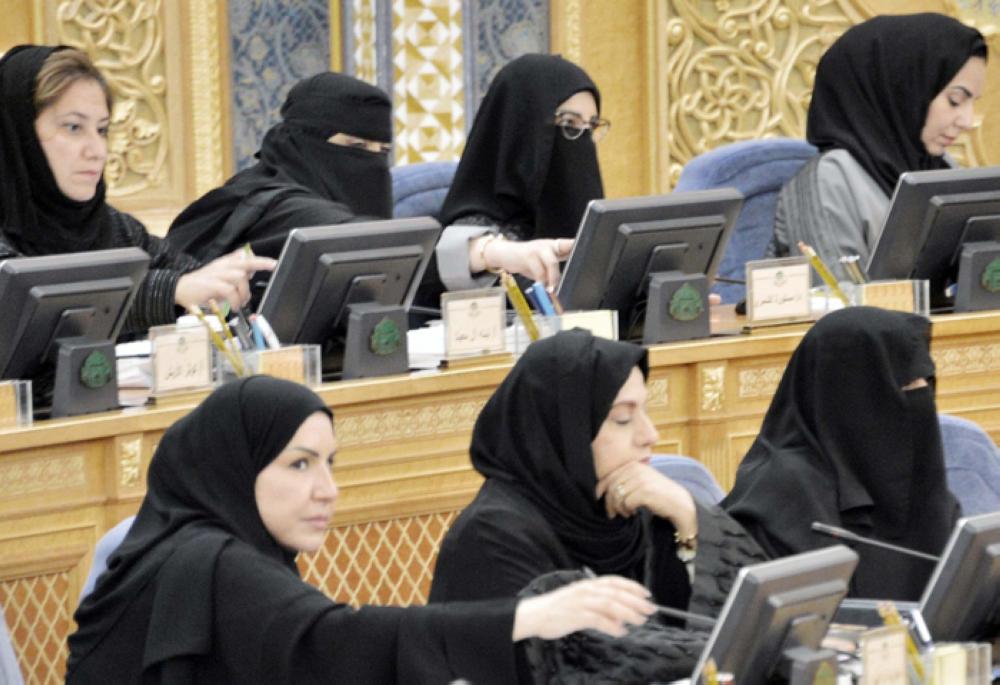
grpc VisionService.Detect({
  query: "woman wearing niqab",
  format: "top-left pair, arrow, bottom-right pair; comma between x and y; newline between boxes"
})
723,307 -> 960,600
166,72 -> 393,262
768,13 -> 988,284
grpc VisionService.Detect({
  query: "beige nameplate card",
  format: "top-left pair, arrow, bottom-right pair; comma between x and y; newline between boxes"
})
0,380 -> 30,429
559,310 -> 618,340
442,287 -> 506,358
257,346 -> 307,383
745,257 -> 812,325
860,625 -> 907,685
928,643 -> 967,684
858,280 -> 921,313
150,325 -> 213,395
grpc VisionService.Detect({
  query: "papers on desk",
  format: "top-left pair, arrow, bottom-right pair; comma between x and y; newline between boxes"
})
115,341 -> 152,406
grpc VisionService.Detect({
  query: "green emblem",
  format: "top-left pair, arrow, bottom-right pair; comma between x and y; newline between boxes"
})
813,660 -> 837,685
79,350 -> 113,389
668,282 -> 704,322
981,257 -> 1000,293
369,317 -> 401,356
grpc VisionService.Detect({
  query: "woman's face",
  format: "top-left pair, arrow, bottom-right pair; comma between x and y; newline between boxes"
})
921,56 -> 987,156
554,90 -> 599,130
592,367 -> 659,483
254,411 -> 339,553
33,77 -> 109,202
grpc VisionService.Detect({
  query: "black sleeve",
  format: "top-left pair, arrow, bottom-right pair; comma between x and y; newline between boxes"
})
107,209 -> 202,333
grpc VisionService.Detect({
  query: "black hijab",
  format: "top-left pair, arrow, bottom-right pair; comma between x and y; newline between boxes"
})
67,376 -> 331,675
724,307 -> 960,599
470,329 -> 648,576
807,13 -> 987,196
166,72 -> 393,260
0,44 -> 113,255
438,54 -> 604,239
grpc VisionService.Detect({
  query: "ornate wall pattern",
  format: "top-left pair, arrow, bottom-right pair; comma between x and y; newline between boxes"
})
229,0 -> 330,170
52,0 -> 172,198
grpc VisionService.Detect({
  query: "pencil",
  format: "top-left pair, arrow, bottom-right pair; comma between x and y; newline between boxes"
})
501,271 -> 540,342
208,299 -> 239,350
798,242 -> 850,305
188,305 -> 247,377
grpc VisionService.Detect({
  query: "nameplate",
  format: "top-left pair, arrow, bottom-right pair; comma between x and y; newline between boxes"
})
859,625 -> 907,685
256,346 -> 308,384
442,287 -> 506,358
559,310 -> 618,340
150,325 -> 213,395
745,257 -> 812,325
0,380 -> 31,429
857,280 -> 928,315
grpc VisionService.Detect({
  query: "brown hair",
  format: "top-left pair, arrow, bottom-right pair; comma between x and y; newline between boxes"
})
33,47 -> 113,115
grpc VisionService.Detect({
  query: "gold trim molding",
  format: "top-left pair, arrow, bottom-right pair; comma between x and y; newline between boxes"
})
335,399 -> 487,447
739,366 -> 784,398
700,365 -> 725,412
118,436 -> 143,488
934,344 -> 1000,376
0,454 -> 85,498
186,0 -> 227,197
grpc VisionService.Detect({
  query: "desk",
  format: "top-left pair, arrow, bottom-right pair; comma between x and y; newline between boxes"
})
3,311 -> 1000,682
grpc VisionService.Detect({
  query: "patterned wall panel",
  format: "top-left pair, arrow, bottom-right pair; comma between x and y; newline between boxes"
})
229,0 -> 331,170
390,0 -> 466,163
462,0 -> 549,121
52,0 -> 173,198
2,572 -> 71,685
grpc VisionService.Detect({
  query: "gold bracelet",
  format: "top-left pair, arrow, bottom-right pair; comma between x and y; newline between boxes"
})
477,233 -> 505,274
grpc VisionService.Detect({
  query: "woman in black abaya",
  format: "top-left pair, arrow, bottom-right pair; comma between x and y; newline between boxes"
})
723,307 -> 960,600
66,376 -> 654,684
419,54 -> 607,308
166,72 -> 394,263
769,13 -> 988,286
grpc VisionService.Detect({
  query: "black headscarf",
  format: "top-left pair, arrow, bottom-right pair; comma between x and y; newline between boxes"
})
0,44 -> 113,255
166,72 -> 393,260
67,376 -> 331,675
807,13 -> 987,196
438,54 -> 604,239
724,307 -> 960,599
470,329 -> 648,576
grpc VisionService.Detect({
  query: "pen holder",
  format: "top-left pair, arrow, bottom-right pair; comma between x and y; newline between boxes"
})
511,310 -> 618,355
215,344 -> 322,387
0,379 -> 32,429
848,280 -> 929,316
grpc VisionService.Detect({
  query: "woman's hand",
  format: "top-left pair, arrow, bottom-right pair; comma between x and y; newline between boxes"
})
511,575 -> 655,641
596,461 -> 697,540
469,235 -> 573,290
175,249 -> 276,311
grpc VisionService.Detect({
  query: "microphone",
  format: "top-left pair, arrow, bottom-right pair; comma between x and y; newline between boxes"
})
811,522 -> 940,563
654,604 -> 717,630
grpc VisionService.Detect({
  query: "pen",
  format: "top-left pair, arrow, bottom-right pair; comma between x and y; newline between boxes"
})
549,288 -> 565,315
877,602 -> 925,682
249,315 -> 266,350
208,298 -> 241,353
253,314 -> 281,350
530,281 -> 556,316
798,242 -> 850,305
838,255 -> 867,285
501,271 -> 540,342
187,305 -> 247,377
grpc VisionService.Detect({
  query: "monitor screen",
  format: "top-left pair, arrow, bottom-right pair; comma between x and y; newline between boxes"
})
867,166 -> 1000,294
691,545 -> 858,685
0,247 -> 150,381
258,217 -> 441,348
556,189 -> 742,335
918,511 -> 1000,642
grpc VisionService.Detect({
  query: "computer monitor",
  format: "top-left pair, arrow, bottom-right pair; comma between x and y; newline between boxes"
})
556,189 -> 742,335
918,511 -> 1000,642
0,247 -> 150,381
867,166 -> 1000,297
691,545 -> 859,685
258,217 -> 441,348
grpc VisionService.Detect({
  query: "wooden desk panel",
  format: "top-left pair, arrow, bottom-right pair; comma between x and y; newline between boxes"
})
3,312 -> 1000,682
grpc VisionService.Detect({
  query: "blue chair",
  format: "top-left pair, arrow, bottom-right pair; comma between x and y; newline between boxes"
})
674,139 -> 818,303
79,515 -> 136,602
0,601 -> 23,685
650,454 -> 725,505
391,160 -> 459,220
939,414 -> 1000,515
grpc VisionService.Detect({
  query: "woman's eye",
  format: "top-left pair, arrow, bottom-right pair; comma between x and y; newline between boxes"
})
64,122 -> 81,133
611,415 -> 632,426
290,458 -> 309,471
98,126 -> 109,138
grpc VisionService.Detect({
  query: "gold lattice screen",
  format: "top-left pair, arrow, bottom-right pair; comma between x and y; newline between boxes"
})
2,572 -> 72,685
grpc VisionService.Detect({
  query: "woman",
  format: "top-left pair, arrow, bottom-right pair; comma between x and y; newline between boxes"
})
66,376 -> 655,683
166,72 -> 393,264
429,329 -> 766,679
0,45 -> 272,332
769,13 -> 988,284
723,307 -> 960,601
418,54 -> 608,309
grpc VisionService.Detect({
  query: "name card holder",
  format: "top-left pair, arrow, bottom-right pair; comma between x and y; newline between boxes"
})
853,280 -> 929,316
216,344 -> 322,387
744,257 -> 813,327
859,624 -> 908,685
149,324 -> 214,398
441,287 -> 506,360
0,379 -> 32,429
512,309 -> 618,355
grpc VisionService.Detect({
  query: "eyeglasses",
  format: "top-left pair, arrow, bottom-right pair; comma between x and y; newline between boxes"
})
553,112 -> 611,142
327,132 -> 392,155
